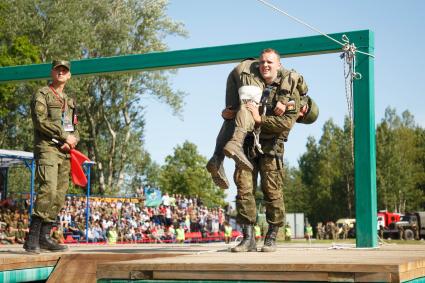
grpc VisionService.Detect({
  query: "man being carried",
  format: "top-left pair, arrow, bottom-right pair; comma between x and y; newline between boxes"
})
207,50 -> 318,190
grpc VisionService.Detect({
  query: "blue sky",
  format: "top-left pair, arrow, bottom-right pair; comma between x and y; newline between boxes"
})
142,0 -> 425,203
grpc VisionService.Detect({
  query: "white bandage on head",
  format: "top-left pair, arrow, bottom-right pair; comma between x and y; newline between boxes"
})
238,85 -> 262,104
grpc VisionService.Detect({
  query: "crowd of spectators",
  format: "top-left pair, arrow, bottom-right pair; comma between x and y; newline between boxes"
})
0,193 -> 237,245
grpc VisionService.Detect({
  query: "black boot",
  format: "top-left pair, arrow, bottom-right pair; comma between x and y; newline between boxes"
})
39,222 -> 68,252
231,225 -> 256,252
23,215 -> 42,254
261,225 -> 279,252
206,154 -> 229,189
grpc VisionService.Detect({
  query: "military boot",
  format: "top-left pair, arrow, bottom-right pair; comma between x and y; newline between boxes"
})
231,225 -> 257,252
23,216 -> 42,254
223,128 -> 253,171
206,154 -> 229,189
261,225 -> 279,252
39,222 -> 68,252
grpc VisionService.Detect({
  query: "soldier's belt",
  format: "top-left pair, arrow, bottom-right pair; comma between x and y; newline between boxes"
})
240,99 -> 260,105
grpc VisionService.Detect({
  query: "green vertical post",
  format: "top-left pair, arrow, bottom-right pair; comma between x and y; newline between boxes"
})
353,31 -> 377,248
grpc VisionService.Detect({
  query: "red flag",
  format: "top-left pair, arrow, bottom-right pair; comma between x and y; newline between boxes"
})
70,149 -> 90,187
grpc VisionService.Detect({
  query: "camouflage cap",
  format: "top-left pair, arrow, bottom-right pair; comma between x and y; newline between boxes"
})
297,96 -> 319,124
52,60 -> 71,71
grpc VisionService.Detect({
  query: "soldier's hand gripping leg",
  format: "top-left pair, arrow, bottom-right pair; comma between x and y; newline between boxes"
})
231,224 -> 257,252
261,225 -> 279,252
23,215 -> 42,254
39,222 -> 68,252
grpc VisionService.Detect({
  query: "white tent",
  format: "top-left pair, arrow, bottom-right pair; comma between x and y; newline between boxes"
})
0,149 -> 35,214
0,149 -> 33,168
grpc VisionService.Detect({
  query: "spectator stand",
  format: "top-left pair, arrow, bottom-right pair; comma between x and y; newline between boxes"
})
0,149 -> 35,215
0,151 -> 96,243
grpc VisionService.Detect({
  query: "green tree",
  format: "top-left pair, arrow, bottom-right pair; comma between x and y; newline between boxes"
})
336,117 -> 354,218
0,2 -> 41,196
0,0 -> 187,195
414,127 -> 425,209
159,141 -> 225,207
283,164 -> 308,213
0,1 -> 40,149
298,118 -> 354,225
376,108 -> 424,212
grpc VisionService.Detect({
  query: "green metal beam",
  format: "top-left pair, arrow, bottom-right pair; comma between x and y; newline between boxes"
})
0,30 -> 370,83
0,29 -> 377,248
354,30 -> 377,247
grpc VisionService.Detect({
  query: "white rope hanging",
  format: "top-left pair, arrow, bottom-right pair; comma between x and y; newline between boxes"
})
256,0 -> 375,58
256,0 -> 374,162
340,35 -> 360,163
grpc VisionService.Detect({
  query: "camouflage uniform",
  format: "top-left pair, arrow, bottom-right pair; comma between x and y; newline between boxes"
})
31,85 -> 79,222
209,55 -> 311,253
24,60 -> 79,254
234,64 -> 304,227
208,59 -> 309,189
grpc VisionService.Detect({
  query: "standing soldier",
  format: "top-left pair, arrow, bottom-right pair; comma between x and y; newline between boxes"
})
331,222 -> 338,240
411,222 -> 419,240
342,224 -> 349,240
223,221 -> 233,244
284,223 -> 292,241
24,60 -> 79,253
398,225 -> 404,240
316,222 -> 323,240
305,223 -> 313,241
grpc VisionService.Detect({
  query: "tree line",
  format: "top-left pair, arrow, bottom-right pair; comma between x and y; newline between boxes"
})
1,1 -> 423,214
284,109 -> 424,225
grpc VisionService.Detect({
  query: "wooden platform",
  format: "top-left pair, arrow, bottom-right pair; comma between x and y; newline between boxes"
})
96,243 -> 425,282
1,242 -> 425,282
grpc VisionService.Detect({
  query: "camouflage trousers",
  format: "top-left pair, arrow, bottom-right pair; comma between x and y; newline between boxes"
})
213,103 -> 255,156
234,147 -> 285,227
34,152 -> 70,222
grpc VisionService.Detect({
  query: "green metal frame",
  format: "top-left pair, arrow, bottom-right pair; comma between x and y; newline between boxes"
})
0,30 -> 377,248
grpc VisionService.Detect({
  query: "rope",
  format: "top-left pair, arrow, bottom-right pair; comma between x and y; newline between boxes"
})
256,0 -> 376,165
255,0 -> 375,58
341,40 -> 357,164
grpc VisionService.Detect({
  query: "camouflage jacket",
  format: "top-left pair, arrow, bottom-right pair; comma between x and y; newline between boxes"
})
31,85 -> 79,158
226,59 -> 308,155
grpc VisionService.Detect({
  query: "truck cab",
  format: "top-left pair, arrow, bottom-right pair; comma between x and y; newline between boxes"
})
384,212 -> 425,240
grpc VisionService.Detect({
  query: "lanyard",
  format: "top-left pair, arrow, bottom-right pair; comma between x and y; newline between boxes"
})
49,85 -> 66,111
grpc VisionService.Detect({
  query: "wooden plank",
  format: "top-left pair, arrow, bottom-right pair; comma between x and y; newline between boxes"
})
109,262 -> 401,273
399,266 -> 425,283
327,272 -> 355,282
96,245 -> 425,282
49,253 -> 184,283
152,270 -> 330,282
0,253 -> 60,271
355,272 -> 392,282
0,260 -> 58,271
1,244 -> 424,282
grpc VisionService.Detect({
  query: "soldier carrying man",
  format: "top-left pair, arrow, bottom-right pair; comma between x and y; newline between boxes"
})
207,48 -> 318,252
